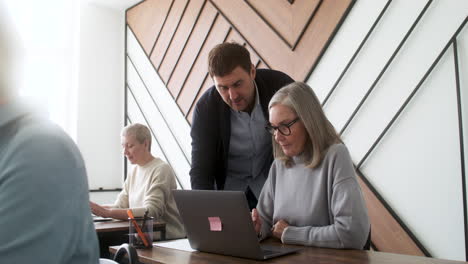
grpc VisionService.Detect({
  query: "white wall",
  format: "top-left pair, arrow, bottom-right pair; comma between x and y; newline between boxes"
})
308,0 -> 468,261
4,1 -> 126,189
4,0 -> 79,135
77,3 -> 125,189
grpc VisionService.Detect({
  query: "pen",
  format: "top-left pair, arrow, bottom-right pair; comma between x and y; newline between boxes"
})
127,209 -> 150,247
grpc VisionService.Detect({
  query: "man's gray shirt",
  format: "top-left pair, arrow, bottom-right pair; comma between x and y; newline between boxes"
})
225,85 -> 272,198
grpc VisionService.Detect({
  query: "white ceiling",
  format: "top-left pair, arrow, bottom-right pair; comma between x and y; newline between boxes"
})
85,0 -> 142,11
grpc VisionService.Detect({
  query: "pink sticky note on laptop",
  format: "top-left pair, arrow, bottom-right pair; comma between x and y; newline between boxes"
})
208,217 -> 222,231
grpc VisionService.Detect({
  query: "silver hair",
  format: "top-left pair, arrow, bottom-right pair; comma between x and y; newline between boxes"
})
121,123 -> 152,151
268,82 -> 341,168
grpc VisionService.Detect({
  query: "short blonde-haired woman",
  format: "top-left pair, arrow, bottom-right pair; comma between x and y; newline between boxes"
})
252,82 -> 370,249
90,123 -> 185,240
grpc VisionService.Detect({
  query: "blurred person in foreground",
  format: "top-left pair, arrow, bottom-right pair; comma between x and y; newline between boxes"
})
0,2 -> 99,263
90,123 -> 185,240
252,82 -> 370,249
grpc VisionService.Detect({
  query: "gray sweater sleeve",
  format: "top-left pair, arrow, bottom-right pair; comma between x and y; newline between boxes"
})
281,146 -> 370,249
256,162 -> 277,240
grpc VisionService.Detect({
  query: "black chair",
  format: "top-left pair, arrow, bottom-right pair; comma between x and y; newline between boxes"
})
99,243 -> 139,264
363,228 -> 371,250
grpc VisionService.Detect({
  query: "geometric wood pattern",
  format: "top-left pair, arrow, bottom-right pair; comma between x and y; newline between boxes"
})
126,0 -> 431,257
127,0 -> 355,119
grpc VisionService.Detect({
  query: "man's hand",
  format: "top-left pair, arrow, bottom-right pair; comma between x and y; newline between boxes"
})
272,219 -> 289,240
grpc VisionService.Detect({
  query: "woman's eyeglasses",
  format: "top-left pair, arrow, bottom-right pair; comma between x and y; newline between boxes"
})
265,117 -> 300,136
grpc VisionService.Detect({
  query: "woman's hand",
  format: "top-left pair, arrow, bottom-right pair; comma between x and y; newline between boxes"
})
251,208 -> 262,235
89,201 -> 109,218
272,219 -> 289,240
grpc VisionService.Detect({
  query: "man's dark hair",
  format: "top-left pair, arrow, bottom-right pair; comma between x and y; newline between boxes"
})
208,42 -> 252,77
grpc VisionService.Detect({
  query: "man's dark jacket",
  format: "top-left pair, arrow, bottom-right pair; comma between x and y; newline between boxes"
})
190,69 -> 294,190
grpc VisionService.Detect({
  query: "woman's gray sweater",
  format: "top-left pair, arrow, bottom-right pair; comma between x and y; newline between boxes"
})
257,144 -> 370,249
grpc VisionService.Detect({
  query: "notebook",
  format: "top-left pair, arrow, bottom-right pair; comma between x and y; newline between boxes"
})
172,190 -> 300,260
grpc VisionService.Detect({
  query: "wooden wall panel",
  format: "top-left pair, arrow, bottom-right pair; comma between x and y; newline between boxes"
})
166,2 -> 218,97
246,0 -> 320,48
211,0 -> 352,80
211,0 -> 290,74
225,30 -> 264,70
156,0 -> 205,83
149,0 -> 189,67
127,0 -> 173,55
246,0 -> 293,45
176,16 -> 231,114
185,28 -> 240,123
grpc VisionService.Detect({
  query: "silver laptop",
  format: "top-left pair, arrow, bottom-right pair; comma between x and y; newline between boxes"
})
173,190 -> 300,260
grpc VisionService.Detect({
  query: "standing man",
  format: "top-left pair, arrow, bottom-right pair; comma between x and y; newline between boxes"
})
0,4 -> 99,263
190,42 -> 294,209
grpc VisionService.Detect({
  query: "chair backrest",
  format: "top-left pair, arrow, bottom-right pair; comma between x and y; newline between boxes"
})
113,243 -> 139,264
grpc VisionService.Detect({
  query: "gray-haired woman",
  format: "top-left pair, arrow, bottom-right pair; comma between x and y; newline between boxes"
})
252,82 -> 370,249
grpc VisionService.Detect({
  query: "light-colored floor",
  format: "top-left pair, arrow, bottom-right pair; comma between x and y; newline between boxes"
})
89,191 -> 120,205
